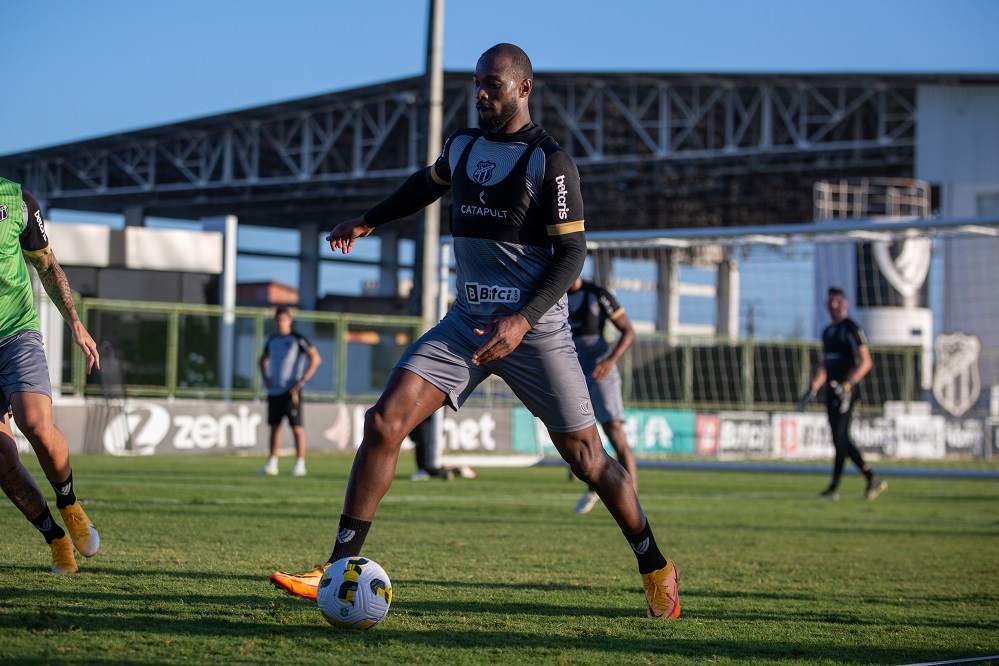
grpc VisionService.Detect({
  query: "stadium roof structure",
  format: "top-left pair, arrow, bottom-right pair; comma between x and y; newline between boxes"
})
2,71 -> 998,235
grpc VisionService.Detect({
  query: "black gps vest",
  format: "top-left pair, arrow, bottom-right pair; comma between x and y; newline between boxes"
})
449,132 -> 551,248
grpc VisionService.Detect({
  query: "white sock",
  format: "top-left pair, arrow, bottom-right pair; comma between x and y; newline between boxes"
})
267,456 -> 278,467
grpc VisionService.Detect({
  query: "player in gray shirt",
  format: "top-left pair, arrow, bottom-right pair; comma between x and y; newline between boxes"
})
270,43 -> 681,619
567,277 -> 639,515
258,308 -> 321,477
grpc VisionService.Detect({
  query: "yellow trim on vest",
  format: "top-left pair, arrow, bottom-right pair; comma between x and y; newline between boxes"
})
430,164 -> 450,186
610,307 -> 625,320
24,246 -> 52,257
546,220 -> 585,236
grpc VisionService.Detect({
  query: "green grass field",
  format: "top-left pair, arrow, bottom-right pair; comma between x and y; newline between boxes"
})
2,453 -> 997,665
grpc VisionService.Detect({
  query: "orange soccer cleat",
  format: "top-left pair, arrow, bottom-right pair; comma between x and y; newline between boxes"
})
270,563 -> 330,601
58,502 -> 100,557
49,534 -> 79,573
642,557 -> 681,619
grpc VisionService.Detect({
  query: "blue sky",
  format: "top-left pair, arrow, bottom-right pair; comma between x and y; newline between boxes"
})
4,0 -> 997,155
3,0 -> 996,336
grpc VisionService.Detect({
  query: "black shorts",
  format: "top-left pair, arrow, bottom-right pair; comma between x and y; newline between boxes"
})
267,391 -> 302,427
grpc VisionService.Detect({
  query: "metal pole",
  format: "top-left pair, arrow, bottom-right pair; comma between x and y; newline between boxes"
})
428,241 -> 450,473
420,0 -> 444,331
203,214 -> 238,399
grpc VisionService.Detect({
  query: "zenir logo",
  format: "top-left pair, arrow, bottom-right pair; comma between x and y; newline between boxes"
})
0,205 -> 7,222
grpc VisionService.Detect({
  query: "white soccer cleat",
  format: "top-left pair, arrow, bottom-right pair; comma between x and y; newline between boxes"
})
574,490 -> 600,514
865,476 -> 887,500
292,460 -> 306,477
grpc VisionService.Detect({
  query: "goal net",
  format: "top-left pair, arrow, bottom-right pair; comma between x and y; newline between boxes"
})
443,178 -> 999,468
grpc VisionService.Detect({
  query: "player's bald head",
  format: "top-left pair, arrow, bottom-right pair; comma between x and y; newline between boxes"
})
480,43 -> 533,83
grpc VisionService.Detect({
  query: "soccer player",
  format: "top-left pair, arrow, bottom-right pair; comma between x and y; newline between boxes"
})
258,307 -> 321,477
798,287 -> 887,500
408,415 -> 476,481
270,44 -> 680,618
566,277 -> 639,514
0,177 -> 101,573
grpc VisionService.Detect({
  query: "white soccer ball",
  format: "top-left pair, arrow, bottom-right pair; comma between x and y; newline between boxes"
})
316,557 -> 393,630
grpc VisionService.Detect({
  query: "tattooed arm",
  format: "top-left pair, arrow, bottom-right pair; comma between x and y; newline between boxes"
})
21,190 -> 100,374
28,251 -> 76,323
27,251 -> 100,374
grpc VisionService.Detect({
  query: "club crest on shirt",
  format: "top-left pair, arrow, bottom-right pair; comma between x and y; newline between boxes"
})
472,160 -> 496,185
0,204 -> 7,222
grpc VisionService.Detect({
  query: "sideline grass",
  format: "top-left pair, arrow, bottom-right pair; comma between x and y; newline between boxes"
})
1,453 -> 997,665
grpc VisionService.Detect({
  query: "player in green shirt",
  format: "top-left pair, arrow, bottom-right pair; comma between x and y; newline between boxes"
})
0,177 -> 101,573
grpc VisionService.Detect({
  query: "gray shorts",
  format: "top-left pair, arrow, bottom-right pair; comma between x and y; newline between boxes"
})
0,329 -> 53,413
396,312 -> 596,433
585,365 -> 626,425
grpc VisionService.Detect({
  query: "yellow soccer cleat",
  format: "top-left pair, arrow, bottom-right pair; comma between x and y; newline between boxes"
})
642,557 -> 681,619
58,502 -> 100,558
49,534 -> 78,573
270,563 -> 330,601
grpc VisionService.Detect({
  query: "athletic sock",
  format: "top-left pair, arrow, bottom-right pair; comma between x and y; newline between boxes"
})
29,505 -> 66,543
50,471 -> 77,509
328,514 -> 372,563
626,519 -> 669,574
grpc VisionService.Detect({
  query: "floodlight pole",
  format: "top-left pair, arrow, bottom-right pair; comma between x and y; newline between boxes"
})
421,0 -> 445,472
420,0 -> 444,331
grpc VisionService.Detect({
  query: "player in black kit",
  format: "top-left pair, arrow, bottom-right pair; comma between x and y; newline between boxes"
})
566,277 -> 638,514
271,44 -> 680,618
798,287 -> 887,501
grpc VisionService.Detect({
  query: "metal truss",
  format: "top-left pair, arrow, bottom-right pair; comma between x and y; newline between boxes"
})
531,74 -> 916,164
19,90 -> 423,197
0,72 -> 942,226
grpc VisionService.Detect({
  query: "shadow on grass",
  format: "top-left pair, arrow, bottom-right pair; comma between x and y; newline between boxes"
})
1,564 -> 264,582
0,591 -> 993,666
3,569 -> 996,637
0,567 -> 997,664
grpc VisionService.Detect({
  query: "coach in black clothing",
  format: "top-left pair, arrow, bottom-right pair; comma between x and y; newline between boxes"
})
799,287 -> 886,501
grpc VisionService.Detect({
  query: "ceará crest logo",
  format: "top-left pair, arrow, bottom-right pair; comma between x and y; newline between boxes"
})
472,160 -> 496,185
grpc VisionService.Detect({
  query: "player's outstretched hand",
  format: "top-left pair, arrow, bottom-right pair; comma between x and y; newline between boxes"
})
471,314 -> 531,365
326,217 -> 376,254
